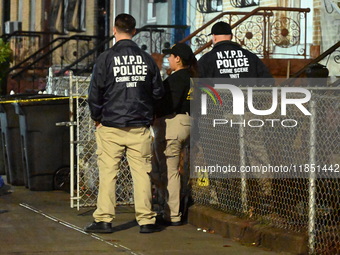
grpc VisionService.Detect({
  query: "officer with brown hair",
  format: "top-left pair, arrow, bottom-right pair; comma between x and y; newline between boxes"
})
85,13 -> 164,234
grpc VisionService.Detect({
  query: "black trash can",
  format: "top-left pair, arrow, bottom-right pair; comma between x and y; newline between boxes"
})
306,63 -> 329,78
0,94 -> 31,186
306,63 -> 329,86
14,95 -> 70,191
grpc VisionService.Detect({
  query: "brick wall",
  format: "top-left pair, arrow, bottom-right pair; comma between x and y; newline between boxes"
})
10,0 -> 18,21
35,0 -> 43,31
22,2 -> 29,30
86,0 -> 97,36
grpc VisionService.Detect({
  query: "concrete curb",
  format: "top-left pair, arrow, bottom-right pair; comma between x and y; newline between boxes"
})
188,205 -> 308,255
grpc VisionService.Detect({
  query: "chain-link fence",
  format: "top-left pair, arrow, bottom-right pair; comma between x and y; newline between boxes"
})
47,71 -> 340,253
46,70 -> 134,209
191,80 -> 340,254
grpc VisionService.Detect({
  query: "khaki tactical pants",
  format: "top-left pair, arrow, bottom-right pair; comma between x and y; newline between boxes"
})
153,114 -> 191,222
93,126 -> 157,226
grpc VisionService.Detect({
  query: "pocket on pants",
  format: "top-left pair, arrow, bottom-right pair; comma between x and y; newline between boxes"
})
141,141 -> 152,158
165,139 -> 181,157
94,131 -> 103,156
141,128 -> 152,159
180,117 -> 191,127
165,130 -> 178,140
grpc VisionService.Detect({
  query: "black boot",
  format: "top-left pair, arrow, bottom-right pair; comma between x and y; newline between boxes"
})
84,222 -> 113,233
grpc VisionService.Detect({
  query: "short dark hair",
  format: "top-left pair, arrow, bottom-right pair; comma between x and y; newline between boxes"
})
114,13 -> 136,34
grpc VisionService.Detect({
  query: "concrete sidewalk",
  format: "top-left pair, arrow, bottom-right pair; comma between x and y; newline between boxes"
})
0,186 -> 289,255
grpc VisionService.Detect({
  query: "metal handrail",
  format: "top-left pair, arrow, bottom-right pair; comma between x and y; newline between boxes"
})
1,30 -> 65,41
56,25 -> 189,76
11,35 -> 100,79
179,7 -> 310,55
179,11 -> 260,44
279,41 -> 340,85
56,35 -> 115,76
8,36 -> 72,72
137,24 -> 189,32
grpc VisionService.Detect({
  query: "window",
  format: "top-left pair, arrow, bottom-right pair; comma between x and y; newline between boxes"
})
50,0 -> 86,33
230,0 -> 259,8
124,0 -> 130,14
50,0 -> 64,33
300,0 -> 313,44
65,0 -> 86,32
147,0 -> 156,23
197,0 -> 222,13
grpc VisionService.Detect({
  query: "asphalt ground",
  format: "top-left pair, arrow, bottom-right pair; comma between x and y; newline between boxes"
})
0,186 -> 288,255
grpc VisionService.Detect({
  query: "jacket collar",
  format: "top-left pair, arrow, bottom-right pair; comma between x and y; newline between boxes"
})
213,40 -> 241,48
115,39 -> 138,47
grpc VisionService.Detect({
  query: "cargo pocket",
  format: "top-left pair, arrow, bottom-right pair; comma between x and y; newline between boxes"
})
165,130 -> 178,140
178,116 -> 191,142
179,116 -> 191,127
165,139 -> 181,157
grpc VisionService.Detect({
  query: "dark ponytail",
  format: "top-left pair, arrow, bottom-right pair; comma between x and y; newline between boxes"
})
182,54 -> 199,78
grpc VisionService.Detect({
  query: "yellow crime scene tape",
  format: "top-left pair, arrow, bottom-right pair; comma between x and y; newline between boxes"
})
0,96 -> 88,104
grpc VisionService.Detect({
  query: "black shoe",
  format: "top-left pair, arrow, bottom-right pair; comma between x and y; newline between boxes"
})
84,222 -> 113,233
139,224 -> 162,233
169,221 -> 182,226
157,217 -> 182,226
164,220 -> 183,226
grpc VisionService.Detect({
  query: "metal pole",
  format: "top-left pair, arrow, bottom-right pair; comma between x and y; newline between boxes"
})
263,11 -> 268,58
47,67 -> 53,94
75,74 -> 80,211
304,11 -> 307,59
149,29 -> 153,53
308,96 -> 316,254
69,71 -> 75,208
239,115 -> 248,214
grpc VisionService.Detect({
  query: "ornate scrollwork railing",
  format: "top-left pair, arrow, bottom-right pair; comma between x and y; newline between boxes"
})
180,7 -> 311,59
334,50 -> 340,64
132,25 -> 189,54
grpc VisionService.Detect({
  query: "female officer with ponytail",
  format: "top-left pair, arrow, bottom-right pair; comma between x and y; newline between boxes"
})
153,43 -> 198,225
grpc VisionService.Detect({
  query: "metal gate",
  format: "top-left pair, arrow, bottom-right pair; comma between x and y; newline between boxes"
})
46,69 -> 134,209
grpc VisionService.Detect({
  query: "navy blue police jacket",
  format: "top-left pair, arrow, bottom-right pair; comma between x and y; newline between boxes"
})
198,40 -> 272,78
88,39 -> 164,127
